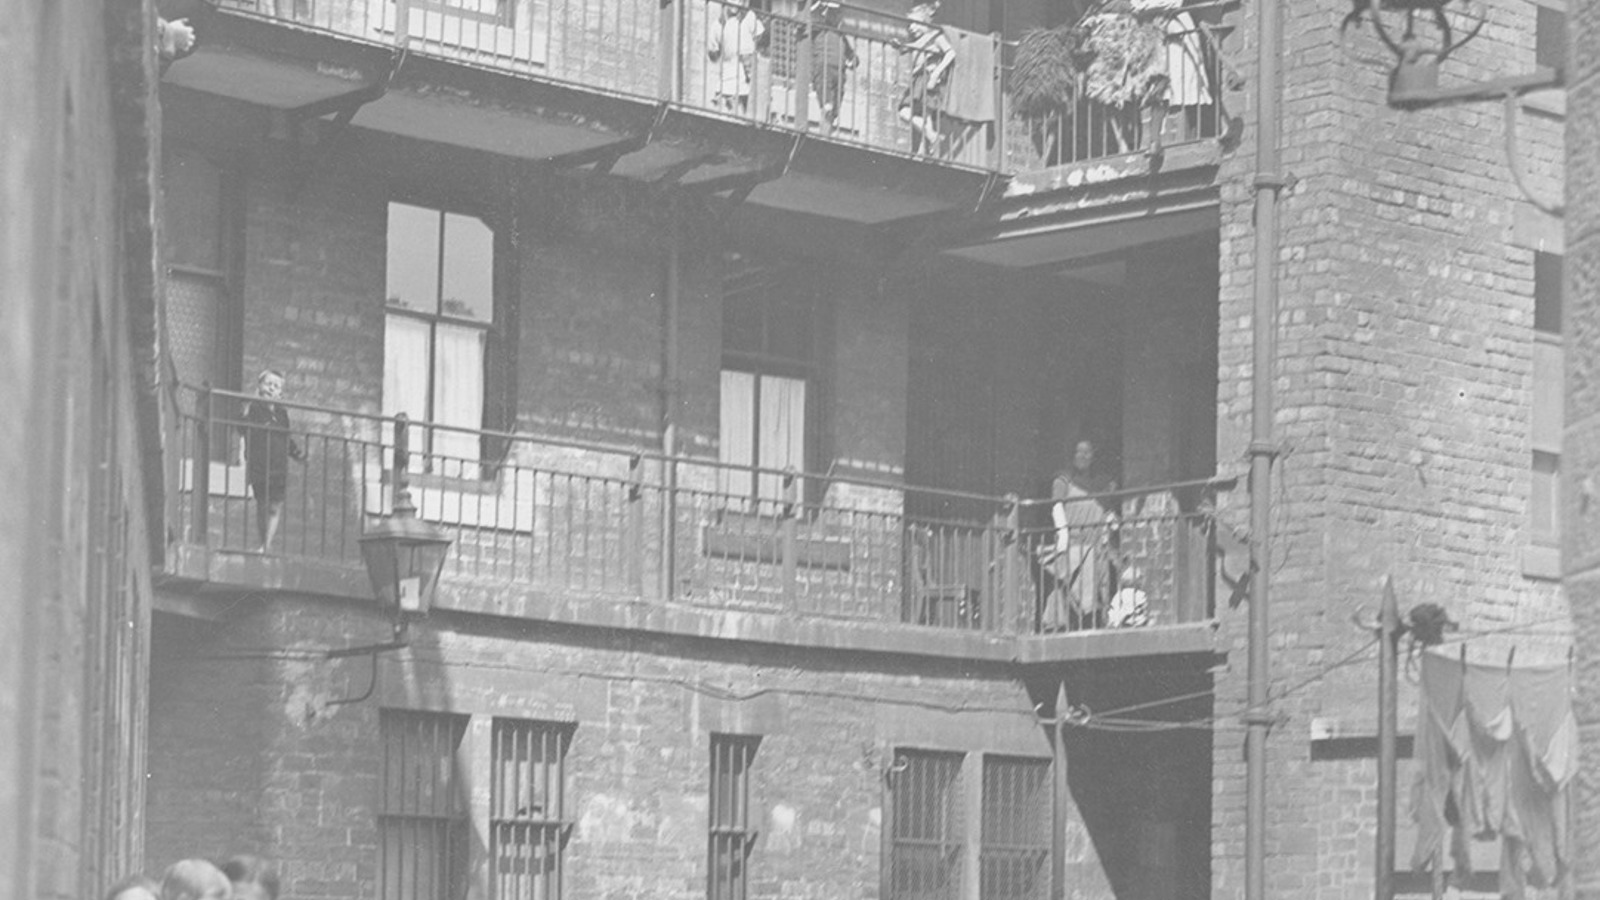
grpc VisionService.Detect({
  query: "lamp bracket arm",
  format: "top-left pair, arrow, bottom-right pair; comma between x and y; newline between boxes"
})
1503,91 -> 1565,217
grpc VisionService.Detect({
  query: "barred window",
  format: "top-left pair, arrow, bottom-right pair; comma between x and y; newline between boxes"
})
887,749 -> 965,900
980,756 -> 1052,900
491,719 -> 573,900
708,735 -> 760,900
379,710 -> 470,900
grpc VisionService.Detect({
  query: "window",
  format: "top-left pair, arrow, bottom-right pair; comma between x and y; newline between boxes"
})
417,0 -> 515,27
720,257 -> 820,505
384,201 -> 499,473
491,719 -> 572,900
1530,251 -> 1563,548
379,710 -> 470,900
886,749 -> 965,900
1534,4 -> 1565,72
708,735 -> 760,900
165,149 -> 243,459
980,757 -> 1051,900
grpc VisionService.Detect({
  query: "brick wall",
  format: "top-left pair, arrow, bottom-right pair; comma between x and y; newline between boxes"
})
145,595 -> 1151,900
1,0 -> 162,896
1211,0 -> 1570,896
1565,1 -> 1600,895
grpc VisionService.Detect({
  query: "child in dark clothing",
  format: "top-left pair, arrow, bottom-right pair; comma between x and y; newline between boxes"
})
237,369 -> 304,552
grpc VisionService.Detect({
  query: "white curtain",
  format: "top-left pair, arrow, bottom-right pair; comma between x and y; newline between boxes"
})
384,315 -> 431,421
433,322 -> 485,475
757,374 -> 805,503
719,370 -> 756,500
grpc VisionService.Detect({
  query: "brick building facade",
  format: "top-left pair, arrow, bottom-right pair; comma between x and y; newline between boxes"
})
133,0 -> 1574,899
1,1 -> 167,898
1566,2 -> 1598,897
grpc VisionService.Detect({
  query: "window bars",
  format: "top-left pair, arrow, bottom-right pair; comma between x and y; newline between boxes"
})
887,749 -> 965,900
980,756 -> 1052,900
709,735 -> 761,900
491,719 -> 574,900
379,710 -> 471,900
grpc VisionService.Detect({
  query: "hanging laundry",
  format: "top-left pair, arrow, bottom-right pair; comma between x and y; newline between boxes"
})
1410,649 -> 1576,896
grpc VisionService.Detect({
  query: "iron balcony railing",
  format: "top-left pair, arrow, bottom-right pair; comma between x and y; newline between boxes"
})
1001,23 -> 1229,171
175,384 -> 1230,637
212,0 -> 1225,174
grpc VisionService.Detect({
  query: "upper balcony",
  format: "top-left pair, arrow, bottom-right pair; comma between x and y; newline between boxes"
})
167,0 -> 1229,195
161,385 -> 1234,663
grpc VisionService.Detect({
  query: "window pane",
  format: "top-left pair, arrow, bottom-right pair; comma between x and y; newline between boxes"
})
757,375 -> 806,500
433,323 -> 486,467
720,370 -> 757,498
724,288 -> 764,357
1532,340 -> 1564,452
388,203 -> 441,313
1535,251 -> 1563,335
766,294 -> 812,362
168,271 -> 223,388
1532,451 -> 1559,543
384,315 -> 433,420
165,152 -> 222,270
981,757 -> 1051,900
441,212 -> 495,322
1535,6 -> 1565,72
888,750 -> 964,900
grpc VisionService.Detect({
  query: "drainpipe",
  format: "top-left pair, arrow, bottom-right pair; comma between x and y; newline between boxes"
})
660,234 -> 682,603
1246,0 -> 1284,894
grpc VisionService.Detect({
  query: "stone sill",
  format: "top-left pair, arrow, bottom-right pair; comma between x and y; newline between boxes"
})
1521,543 -> 1560,581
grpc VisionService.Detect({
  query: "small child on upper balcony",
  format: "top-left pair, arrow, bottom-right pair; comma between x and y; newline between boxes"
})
898,3 -> 954,156
237,368 -> 304,553
709,0 -> 767,116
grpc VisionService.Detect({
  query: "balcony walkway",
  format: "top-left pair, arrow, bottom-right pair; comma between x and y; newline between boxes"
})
176,0 -> 1226,181
161,386 -> 1232,662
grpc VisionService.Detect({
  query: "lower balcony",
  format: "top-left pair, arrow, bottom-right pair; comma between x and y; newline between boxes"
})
162,386 -> 1232,661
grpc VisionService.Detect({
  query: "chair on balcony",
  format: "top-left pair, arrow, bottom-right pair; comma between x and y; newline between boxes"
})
906,525 -> 980,629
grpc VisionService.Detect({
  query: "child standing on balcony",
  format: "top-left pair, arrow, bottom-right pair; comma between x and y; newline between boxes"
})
709,0 -> 767,116
898,3 -> 954,155
805,0 -> 857,132
237,369 -> 304,553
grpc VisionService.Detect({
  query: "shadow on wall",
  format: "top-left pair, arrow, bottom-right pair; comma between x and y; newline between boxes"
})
1026,664 -> 1214,900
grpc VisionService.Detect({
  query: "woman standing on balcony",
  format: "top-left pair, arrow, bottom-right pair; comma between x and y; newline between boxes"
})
1042,438 -> 1117,631
237,369 -> 303,553
709,0 -> 767,116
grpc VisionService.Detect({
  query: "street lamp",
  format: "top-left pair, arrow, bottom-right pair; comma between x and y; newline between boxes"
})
359,488 -> 452,627
1341,0 -> 1561,109
1341,0 -> 1565,215
323,417 -> 453,707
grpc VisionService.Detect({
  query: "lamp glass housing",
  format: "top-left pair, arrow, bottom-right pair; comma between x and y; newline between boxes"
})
359,512 -> 452,617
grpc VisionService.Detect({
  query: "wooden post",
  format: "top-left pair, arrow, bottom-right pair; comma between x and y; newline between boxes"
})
1376,576 -> 1400,900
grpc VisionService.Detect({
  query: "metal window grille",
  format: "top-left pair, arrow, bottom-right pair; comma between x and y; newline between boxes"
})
491,719 -> 573,900
980,756 -> 1052,900
888,749 -> 965,900
708,735 -> 760,900
380,710 -> 471,900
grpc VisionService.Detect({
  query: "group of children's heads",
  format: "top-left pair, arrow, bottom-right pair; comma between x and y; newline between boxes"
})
107,856 -> 279,900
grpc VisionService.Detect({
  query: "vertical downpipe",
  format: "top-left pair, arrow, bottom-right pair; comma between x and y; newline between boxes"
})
1376,577 -> 1400,900
660,235 -> 681,603
1051,680 -> 1069,900
1246,0 -> 1284,894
